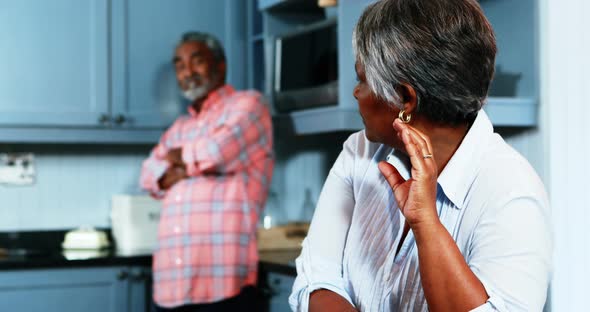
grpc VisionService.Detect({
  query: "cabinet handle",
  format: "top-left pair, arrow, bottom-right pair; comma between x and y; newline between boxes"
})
98,114 -> 111,125
260,286 -> 279,297
117,270 -> 129,280
113,114 -> 127,125
130,271 -> 150,282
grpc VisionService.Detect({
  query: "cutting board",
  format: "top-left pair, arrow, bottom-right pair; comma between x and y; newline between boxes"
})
257,222 -> 310,251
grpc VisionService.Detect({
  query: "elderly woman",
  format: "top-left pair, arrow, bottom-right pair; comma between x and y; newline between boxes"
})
289,0 -> 551,311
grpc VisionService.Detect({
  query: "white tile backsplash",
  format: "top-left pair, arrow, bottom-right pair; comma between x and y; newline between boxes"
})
0,146 -> 149,231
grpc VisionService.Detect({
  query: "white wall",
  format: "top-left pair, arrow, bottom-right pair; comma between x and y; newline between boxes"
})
542,0 -> 590,310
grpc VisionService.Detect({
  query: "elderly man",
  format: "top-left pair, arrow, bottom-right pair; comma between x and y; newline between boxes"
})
140,32 -> 274,312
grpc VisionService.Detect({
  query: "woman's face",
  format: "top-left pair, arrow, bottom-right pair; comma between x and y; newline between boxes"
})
354,61 -> 399,146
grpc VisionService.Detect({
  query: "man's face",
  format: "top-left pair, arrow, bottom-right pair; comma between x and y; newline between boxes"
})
173,41 -> 224,102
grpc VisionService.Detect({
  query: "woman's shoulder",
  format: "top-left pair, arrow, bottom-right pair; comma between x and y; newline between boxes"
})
328,130 -> 390,181
342,130 -> 389,160
477,134 -> 546,200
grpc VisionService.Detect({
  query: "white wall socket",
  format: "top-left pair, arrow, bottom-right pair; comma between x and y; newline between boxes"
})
0,153 -> 35,186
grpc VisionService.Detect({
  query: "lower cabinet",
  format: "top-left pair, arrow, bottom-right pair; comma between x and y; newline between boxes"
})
260,272 -> 296,312
0,266 -> 151,312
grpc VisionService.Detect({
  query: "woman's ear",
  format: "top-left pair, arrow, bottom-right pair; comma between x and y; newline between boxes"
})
397,84 -> 418,114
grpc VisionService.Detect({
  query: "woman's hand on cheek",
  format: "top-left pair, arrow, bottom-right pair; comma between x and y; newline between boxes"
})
378,119 -> 439,230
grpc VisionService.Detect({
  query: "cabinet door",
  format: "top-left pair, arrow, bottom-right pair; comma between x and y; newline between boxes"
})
0,0 -> 109,127
111,0 -> 247,129
127,266 -> 152,312
267,272 -> 295,312
258,0 -> 287,11
0,267 -> 127,312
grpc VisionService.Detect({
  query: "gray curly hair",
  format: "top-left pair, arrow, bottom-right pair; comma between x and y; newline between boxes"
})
178,31 -> 226,64
353,0 -> 497,125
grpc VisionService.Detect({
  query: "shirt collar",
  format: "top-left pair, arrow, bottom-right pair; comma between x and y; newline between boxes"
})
187,84 -> 235,117
437,110 -> 494,209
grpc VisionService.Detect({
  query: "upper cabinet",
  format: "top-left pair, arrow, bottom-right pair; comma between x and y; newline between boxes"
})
0,1 -> 109,127
252,0 -> 540,135
0,0 -> 247,143
480,0 -> 539,126
111,0 -> 247,129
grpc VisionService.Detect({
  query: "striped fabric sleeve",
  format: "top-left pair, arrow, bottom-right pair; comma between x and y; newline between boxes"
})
290,134 -> 358,311
467,196 -> 552,312
181,95 -> 270,176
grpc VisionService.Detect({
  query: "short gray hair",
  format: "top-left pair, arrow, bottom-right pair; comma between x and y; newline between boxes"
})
353,0 -> 497,125
178,31 -> 226,63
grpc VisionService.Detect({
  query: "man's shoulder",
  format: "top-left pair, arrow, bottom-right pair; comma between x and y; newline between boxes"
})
222,90 -> 270,117
231,90 -> 264,104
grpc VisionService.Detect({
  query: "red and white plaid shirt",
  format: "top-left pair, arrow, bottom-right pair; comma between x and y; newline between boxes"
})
140,85 -> 274,307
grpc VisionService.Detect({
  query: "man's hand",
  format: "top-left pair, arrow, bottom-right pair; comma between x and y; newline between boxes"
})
158,165 -> 187,190
166,148 -> 183,166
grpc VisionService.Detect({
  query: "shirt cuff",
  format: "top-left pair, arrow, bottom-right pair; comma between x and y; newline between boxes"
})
469,297 -> 506,312
289,239 -> 354,312
469,277 -> 508,312
149,161 -> 168,198
181,143 -> 201,176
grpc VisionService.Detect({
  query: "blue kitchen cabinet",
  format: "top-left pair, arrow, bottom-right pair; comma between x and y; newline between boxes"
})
0,0 -> 110,127
258,0 -> 284,11
255,0 -> 374,134
127,266 -> 152,312
258,268 -> 296,312
0,0 -> 247,143
266,272 -> 295,312
111,0 -> 248,130
256,0 -> 540,134
0,266 -> 150,312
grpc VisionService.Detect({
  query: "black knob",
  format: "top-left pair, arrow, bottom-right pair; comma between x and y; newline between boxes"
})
117,270 -> 129,280
130,271 -> 149,282
113,114 -> 126,125
98,114 -> 111,125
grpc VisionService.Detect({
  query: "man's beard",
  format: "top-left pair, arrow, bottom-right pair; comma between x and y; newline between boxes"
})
182,83 -> 209,102
181,74 -> 216,102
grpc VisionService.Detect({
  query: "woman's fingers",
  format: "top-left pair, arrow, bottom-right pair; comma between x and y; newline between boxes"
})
378,161 -> 404,190
393,119 -> 437,177
406,130 -> 432,165
408,126 -> 434,159
394,121 -> 428,153
398,126 -> 427,173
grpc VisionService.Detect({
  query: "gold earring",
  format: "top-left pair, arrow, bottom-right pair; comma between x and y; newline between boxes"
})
398,110 -> 411,123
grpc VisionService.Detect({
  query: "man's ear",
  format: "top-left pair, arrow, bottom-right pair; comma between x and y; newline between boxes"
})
397,83 -> 418,115
217,61 -> 227,81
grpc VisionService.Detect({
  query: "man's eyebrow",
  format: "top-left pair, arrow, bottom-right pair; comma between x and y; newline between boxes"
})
190,51 -> 204,59
172,51 -> 204,64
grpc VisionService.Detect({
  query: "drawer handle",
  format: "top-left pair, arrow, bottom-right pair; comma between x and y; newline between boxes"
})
117,270 -> 129,280
113,114 -> 127,125
98,114 -> 111,125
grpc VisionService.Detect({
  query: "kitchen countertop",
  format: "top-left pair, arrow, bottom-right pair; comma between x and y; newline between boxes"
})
0,248 -> 151,270
0,230 -> 299,276
258,249 -> 300,276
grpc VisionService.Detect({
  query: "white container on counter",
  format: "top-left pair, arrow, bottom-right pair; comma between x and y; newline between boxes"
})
111,194 -> 160,255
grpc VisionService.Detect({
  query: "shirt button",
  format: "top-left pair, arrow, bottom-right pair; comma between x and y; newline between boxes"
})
175,258 -> 182,265
175,194 -> 182,202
